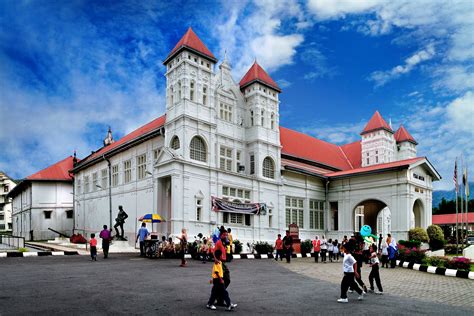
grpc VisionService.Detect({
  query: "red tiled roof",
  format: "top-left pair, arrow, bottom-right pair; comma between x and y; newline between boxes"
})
239,61 -> 281,92
361,111 -> 393,135
164,27 -> 216,63
79,115 -> 166,166
279,127 -> 353,170
27,156 -> 75,181
281,158 -> 334,176
340,141 -> 362,169
433,213 -> 474,225
326,157 -> 424,177
394,125 -> 417,145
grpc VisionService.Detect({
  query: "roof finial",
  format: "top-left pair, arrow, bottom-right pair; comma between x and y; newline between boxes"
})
104,126 -> 114,146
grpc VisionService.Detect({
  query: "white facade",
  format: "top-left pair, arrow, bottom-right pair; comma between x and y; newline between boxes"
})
11,181 -> 73,240
0,172 -> 16,232
72,34 -> 440,247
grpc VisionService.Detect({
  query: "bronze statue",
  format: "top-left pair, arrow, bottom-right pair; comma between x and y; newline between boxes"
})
114,205 -> 128,240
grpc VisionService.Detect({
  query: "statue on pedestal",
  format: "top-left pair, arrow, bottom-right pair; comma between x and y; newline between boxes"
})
114,205 -> 128,240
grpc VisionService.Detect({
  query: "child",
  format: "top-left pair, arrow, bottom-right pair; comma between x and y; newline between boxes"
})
206,250 -> 237,311
274,234 -> 284,261
368,245 -> 384,294
328,238 -> 334,262
333,240 -> 340,262
89,233 -> 97,261
312,236 -> 321,263
337,243 -> 365,303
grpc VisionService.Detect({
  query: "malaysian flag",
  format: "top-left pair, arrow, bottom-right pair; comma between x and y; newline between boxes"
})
454,160 -> 459,193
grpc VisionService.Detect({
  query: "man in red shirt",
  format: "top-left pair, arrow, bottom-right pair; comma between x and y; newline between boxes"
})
214,230 -> 227,262
274,234 -> 283,261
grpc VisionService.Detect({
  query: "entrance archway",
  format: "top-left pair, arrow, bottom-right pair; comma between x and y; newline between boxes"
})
411,199 -> 424,228
353,199 -> 391,235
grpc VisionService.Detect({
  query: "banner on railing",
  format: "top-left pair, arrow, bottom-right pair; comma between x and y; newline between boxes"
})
211,196 -> 266,215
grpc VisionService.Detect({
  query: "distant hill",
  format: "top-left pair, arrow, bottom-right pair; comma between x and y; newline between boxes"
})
433,182 -> 473,207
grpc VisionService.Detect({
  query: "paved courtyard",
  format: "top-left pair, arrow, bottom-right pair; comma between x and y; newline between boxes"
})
0,255 -> 472,315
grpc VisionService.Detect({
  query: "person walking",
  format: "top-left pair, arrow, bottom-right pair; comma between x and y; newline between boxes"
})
136,223 -> 149,257
320,235 -> 328,263
352,236 -> 368,293
99,225 -> 112,259
206,250 -> 237,311
283,230 -> 293,263
177,228 -> 188,267
337,243 -> 365,303
368,244 -> 384,295
274,234 -> 284,261
312,236 -> 321,263
89,233 -> 97,261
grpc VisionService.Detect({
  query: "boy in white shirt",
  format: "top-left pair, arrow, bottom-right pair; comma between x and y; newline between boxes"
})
337,242 -> 365,303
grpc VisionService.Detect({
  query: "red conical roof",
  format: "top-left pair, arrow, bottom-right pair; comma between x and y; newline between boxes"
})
27,156 -> 76,181
361,111 -> 393,135
239,61 -> 281,92
164,27 -> 216,64
394,125 -> 417,144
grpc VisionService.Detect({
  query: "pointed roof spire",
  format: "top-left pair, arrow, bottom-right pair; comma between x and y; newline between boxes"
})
220,49 -> 231,70
239,61 -> 281,92
361,111 -> 393,135
394,125 -> 417,145
163,27 -> 217,64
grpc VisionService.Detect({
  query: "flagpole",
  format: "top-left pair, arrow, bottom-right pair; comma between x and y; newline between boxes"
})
455,158 -> 459,254
465,166 -> 469,243
460,155 -> 464,245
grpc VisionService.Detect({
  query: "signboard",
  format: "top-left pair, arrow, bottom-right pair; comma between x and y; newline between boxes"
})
289,223 -> 299,240
211,196 -> 266,215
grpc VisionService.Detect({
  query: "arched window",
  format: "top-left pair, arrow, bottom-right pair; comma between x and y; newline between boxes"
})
178,81 -> 182,100
262,157 -> 275,179
250,110 -> 254,126
190,136 -> 207,162
170,136 -> 180,150
261,109 -> 265,126
170,86 -> 174,105
190,81 -> 195,101
203,85 -> 207,105
271,113 -> 275,130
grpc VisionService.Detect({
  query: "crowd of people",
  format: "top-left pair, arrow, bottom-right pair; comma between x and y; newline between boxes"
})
88,224 -> 400,308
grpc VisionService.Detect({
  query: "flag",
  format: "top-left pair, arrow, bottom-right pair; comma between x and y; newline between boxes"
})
454,160 -> 458,193
463,167 -> 469,198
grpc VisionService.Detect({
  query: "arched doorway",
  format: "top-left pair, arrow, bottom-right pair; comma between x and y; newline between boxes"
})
411,199 -> 423,228
353,199 -> 391,235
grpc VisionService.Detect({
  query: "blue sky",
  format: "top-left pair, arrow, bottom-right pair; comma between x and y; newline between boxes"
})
0,0 -> 473,190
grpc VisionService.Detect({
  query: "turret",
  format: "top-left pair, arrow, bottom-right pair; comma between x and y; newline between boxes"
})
239,61 -> 281,180
162,27 -> 217,162
360,111 -> 395,167
394,125 -> 417,160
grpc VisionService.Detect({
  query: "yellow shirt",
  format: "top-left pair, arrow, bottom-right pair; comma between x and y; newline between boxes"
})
211,261 -> 223,279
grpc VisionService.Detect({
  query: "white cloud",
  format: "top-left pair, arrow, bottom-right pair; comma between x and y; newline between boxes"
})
369,44 -> 436,87
446,91 -> 474,134
307,0 -> 383,20
213,0 -> 307,77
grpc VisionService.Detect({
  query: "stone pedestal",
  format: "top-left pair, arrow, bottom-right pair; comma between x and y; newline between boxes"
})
426,249 -> 445,257
109,240 -> 139,253
462,245 -> 474,260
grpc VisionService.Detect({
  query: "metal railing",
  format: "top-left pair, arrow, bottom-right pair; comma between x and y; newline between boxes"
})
0,234 -> 25,249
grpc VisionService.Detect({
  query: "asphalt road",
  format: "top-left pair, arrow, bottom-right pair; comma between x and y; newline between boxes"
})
0,255 -> 471,315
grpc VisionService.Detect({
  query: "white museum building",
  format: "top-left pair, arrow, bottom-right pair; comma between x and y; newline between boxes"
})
9,156 -> 75,240
71,28 -> 441,247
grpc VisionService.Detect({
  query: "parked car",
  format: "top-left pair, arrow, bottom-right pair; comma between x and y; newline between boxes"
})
465,236 -> 474,245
